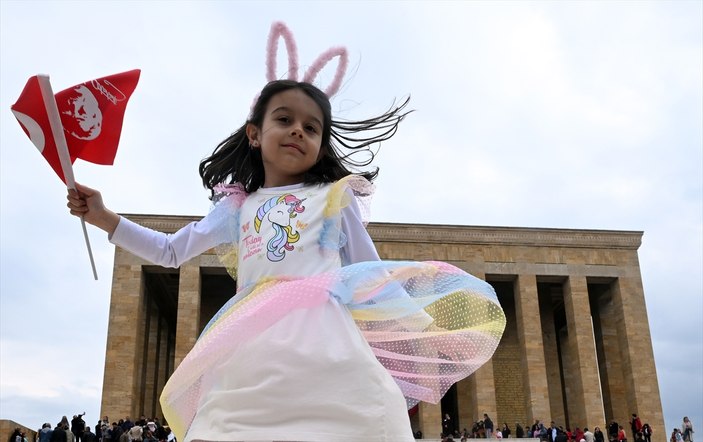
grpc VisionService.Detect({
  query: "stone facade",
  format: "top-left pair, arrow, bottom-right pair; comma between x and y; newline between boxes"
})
101,215 -> 665,440
1,420 -> 37,442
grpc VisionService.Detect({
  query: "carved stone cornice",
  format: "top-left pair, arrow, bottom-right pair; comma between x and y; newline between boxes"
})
368,223 -> 643,250
120,214 -> 643,250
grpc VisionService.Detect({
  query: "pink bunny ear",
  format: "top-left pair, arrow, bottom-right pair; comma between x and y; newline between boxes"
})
266,22 -> 299,81
303,46 -> 349,97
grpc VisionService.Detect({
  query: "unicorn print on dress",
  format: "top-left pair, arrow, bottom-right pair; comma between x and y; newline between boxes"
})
254,194 -> 306,262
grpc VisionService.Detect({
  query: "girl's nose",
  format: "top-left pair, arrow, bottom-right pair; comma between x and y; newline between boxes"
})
290,125 -> 304,138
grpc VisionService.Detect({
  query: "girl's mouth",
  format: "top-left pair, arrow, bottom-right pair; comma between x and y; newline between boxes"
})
282,143 -> 303,153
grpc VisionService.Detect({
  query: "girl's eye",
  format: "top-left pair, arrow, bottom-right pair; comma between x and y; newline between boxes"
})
305,125 -> 318,133
277,116 -> 289,123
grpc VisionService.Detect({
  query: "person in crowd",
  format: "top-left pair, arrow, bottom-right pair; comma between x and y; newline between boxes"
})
144,424 -> 156,440
109,423 -> 122,442
485,414 -> 495,439
50,423 -> 66,442
71,413 -> 86,442
472,421 -> 481,438
153,424 -> 167,442
82,426 -> 96,442
127,425 -> 142,442
9,428 -> 21,442
575,427 -> 585,442
516,423 -> 525,439
641,424 -> 653,442
503,423 -> 511,438
618,425 -> 627,442
683,417 -> 694,442
163,426 -> 175,442
550,422 -> 558,442
97,423 -> 108,442
630,415 -> 643,438
444,413 -> 454,438
609,422 -> 620,442
594,427 -> 605,442
584,427 -> 595,442
38,424 -> 53,442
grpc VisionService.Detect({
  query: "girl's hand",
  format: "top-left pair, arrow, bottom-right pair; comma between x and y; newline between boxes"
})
67,182 -> 120,235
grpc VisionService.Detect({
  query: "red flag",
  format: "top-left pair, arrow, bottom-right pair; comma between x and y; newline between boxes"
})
11,69 -> 140,182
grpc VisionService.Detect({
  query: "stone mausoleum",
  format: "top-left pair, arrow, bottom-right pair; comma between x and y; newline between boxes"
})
101,214 -> 665,439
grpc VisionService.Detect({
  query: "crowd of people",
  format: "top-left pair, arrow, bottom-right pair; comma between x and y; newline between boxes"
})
670,417 -> 695,442
433,413 -> 694,442
9,414 -> 175,442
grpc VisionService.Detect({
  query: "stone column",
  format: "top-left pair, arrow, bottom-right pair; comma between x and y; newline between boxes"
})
155,316 -> 170,420
174,263 -> 201,368
540,285 -> 565,426
457,378 -> 473,432
418,402 -> 442,438
144,300 -> 160,417
563,276 -> 605,429
611,276 -> 665,441
101,250 -> 146,421
515,274 -> 551,424
593,291 -> 627,424
468,272 -> 497,423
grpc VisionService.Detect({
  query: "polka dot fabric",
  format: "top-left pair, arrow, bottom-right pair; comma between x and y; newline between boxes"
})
160,259 -> 505,440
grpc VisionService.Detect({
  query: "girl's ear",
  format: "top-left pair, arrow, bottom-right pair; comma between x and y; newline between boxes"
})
246,123 -> 260,147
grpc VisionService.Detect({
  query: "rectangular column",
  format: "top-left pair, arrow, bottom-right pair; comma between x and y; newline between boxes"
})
175,263 -> 201,368
611,277 -> 665,440
457,378 -> 473,433
594,292 -> 628,425
155,316 -> 170,420
418,402 -> 442,438
144,301 -> 161,417
563,276 -> 605,428
515,275 -> 551,424
101,252 -> 146,421
540,286 -> 565,426
468,273 -> 497,423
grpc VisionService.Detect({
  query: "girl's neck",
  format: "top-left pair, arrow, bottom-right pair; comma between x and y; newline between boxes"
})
261,178 -> 306,189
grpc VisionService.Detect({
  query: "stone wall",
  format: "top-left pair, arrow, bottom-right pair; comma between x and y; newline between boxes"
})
99,216 -> 665,441
1,420 -> 37,442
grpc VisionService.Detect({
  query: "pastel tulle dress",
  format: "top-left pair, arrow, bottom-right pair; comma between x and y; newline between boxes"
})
109,176 -> 506,442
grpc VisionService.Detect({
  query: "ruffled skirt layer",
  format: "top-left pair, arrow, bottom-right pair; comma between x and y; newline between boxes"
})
161,260 -> 506,442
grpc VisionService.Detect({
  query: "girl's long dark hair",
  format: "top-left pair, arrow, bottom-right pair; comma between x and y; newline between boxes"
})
199,80 -> 411,197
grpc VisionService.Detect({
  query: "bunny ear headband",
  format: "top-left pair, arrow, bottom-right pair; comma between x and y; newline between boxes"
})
252,22 -> 349,110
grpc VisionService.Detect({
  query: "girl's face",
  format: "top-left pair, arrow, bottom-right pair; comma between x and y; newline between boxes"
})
247,88 -> 324,188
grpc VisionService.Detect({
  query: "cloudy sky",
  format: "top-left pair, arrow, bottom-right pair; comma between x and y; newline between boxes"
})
1,0 -> 700,437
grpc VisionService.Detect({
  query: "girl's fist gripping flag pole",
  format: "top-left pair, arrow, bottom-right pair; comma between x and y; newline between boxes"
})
11,70 -> 141,280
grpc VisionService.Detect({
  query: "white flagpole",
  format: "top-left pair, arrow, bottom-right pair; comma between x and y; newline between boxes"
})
37,74 -> 99,280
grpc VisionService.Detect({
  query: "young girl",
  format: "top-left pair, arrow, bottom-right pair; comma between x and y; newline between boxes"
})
68,78 -> 505,442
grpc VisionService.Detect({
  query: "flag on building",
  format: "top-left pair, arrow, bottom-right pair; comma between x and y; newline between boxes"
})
11,69 -> 141,182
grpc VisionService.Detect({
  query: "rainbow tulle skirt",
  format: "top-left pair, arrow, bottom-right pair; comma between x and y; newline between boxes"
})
160,260 -> 506,441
